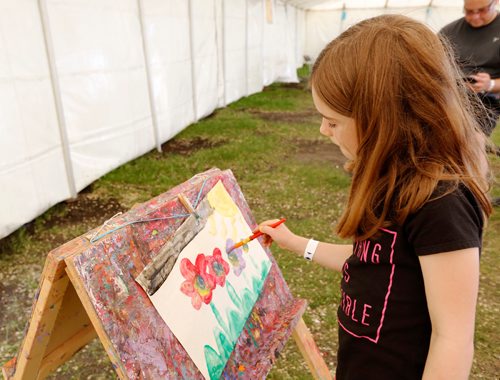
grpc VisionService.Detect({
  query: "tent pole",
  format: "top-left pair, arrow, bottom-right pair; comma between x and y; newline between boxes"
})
213,0 -> 221,107
426,0 -> 434,24
284,2 -> 292,79
245,0 -> 249,96
261,0 -> 265,86
295,5 -> 299,69
137,0 -> 162,152
38,0 -> 77,199
187,0 -> 199,121
221,0 -> 227,106
339,2 -> 346,34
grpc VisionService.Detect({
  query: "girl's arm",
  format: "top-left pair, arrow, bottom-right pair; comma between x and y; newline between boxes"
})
419,248 -> 479,380
258,220 -> 352,272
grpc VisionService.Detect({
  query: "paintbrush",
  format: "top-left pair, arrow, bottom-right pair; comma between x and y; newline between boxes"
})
227,218 -> 286,253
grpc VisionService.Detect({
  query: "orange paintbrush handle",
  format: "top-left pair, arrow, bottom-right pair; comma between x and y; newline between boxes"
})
229,218 -> 286,252
248,218 -> 287,240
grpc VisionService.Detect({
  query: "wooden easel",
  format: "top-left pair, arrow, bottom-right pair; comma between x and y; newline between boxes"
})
2,170 -> 332,380
1,235 -> 97,379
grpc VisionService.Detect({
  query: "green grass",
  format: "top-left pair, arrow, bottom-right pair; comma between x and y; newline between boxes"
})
1,68 -> 499,379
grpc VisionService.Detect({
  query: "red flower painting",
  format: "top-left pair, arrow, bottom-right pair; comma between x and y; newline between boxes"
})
180,254 -> 216,310
207,248 -> 230,287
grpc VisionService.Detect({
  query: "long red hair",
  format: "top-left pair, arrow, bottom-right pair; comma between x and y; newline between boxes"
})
311,14 -> 492,240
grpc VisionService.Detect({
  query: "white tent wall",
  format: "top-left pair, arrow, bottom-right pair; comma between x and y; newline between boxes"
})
262,3 -> 278,85
425,6 -> 465,31
0,0 -> 304,239
278,4 -> 300,82
304,4 -> 463,60
0,0 -> 71,240
262,1 -> 300,85
288,0 -> 463,10
247,0 -> 266,96
214,0 -> 225,107
140,0 -> 196,143
191,0 -> 220,119
45,0 -> 156,193
296,9 -> 306,66
223,0 -> 248,104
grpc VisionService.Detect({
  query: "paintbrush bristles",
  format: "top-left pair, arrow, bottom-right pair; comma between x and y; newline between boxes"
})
227,237 -> 251,253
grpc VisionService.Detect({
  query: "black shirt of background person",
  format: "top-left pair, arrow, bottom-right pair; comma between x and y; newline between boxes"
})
440,13 -> 500,135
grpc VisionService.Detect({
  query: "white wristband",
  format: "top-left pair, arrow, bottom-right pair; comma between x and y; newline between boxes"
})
304,239 -> 319,261
487,79 -> 495,92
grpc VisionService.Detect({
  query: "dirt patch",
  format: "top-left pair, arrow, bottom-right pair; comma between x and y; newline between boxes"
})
161,137 -> 227,156
278,82 -> 306,90
250,109 -> 319,124
0,283 -> 17,312
0,195 -> 125,255
45,196 -> 125,228
294,139 -> 347,167
263,81 -> 309,91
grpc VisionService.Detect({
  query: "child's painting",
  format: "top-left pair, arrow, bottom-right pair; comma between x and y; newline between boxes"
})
148,181 -> 271,379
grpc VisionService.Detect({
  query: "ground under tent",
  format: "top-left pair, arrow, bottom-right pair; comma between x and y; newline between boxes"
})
1,73 -> 499,379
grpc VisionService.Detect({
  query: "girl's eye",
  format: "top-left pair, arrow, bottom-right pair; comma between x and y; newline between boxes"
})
328,122 -> 337,128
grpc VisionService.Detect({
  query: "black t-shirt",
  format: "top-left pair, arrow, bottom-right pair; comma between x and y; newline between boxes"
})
336,185 -> 483,379
440,14 -> 500,79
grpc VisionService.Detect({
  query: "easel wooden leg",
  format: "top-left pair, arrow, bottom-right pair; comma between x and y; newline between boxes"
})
37,324 -> 96,379
292,317 -> 333,380
1,239 -> 97,380
7,259 -> 70,379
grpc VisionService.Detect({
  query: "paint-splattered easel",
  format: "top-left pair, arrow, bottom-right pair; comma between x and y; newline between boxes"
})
2,168 -> 331,380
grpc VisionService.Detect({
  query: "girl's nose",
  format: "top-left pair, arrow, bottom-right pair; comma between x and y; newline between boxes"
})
320,120 -> 332,136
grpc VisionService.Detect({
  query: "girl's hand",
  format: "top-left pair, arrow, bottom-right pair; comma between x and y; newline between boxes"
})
255,219 -> 298,250
256,220 -> 353,272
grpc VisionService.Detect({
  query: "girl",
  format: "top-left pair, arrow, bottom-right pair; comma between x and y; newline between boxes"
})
259,15 -> 492,380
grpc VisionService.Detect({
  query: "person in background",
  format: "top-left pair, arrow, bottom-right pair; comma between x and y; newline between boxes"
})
440,0 -> 500,136
259,15 -> 491,380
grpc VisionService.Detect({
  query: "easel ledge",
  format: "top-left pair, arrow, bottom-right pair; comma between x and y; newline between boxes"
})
2,169 -> 332,380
